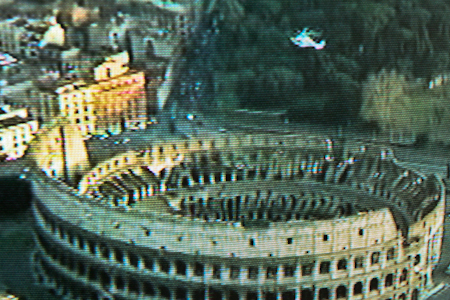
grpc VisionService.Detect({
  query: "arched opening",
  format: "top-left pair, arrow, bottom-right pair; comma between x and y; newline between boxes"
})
143,281 -> 155,296
99,270 -> 111,289
176,260 -> 186,275
146,39 -> 156,59
385,274 -> 394,287
159,285 -> 171,299
412,289 -> 419,300
194,262 -> 204,276
337,259 -> 347,270
318,288 -> 329,300
353,282 -> 363,295
176,287 -> 187,300
129,278 -> 140,294
371,252 -> 380,264
209,289 -> 222,300
400,268 -> 408,282
264,291 -> 277,300
336,285 -> 347,299
301,289 -> 313,300
115,276 -> 125,290
159,258 -> 170,273
193,289 -> 205,300
414,254 -> 421,266
369,278 -> 379,291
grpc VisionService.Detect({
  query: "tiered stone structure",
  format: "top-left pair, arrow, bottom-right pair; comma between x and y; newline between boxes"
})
28,123 -> 445,300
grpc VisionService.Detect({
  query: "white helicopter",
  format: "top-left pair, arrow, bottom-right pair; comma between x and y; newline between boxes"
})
290,28 -> 326,50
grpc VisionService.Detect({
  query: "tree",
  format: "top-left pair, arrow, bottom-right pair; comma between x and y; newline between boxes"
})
204,0 -> 245,23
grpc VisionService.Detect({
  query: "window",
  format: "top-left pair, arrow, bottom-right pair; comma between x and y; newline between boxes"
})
249,238 -> 255,247
323,234 -> 329,241
284,265 -> 295,277
336,285 -> 347,299
359,228 -> 364,236
400,268 -> 408,282
302,263 -> 314,276
230,266 -> 240,279
353,282 -> 363,295
354,256 -> 364,269
212,265 -> 221,279
248,267 -> 258,280
318,288 -> 329,300
371,252 -> 380,264
370,278 -> 379,291
385,274 -> 393,287
386,247 -> 395,260
175,260 -> 186,275
266,266 -> 277,279
159,258 -> 170,273
337,258 -> 347,270
287,237 -> 293,244
194,262 -> 204,277
414,254 -> 421,266
319,261 -> 330,274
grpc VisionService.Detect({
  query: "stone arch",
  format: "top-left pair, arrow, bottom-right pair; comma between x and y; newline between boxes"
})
146,38 -> 156,59
143,281 -> 155,296
400,268 -> 408,282
353,282 -> 363,295
337,258 -> 347,270
115,275 -> 125,290
336,285 -> 347,299
129,278 -> 140,294
369,277 -> 379,291
318,288 -> 329,300
159,257 -> 170,273
159,285 -> 171,299
412,289 -> 419,300
99,270 -> 111,289
385,273 -> 394,287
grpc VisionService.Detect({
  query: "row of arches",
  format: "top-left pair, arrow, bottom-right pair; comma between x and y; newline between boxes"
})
178,190 -> 356,222
35,247 -> 421,300
36,211 -> 412,293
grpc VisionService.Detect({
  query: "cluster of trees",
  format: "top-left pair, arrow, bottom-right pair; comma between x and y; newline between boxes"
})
198,0 -> 450,141
360,69 -> 450,145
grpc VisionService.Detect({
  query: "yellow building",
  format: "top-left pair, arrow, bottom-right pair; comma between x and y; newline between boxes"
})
57,51 -> 147,137
0,105 -> 39,160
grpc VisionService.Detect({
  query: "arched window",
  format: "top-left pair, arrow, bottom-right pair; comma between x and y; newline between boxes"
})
371,252 -> 380,264
385,274 -> 394,287
412,289 -> 419,300
318,288 -> 329,300
353,282 -> 363,295
369,278 -> 379,291
400,268 -> 408,282
337,259 -> 347,270
414,254 -> 421,266
336,285 -> 347,299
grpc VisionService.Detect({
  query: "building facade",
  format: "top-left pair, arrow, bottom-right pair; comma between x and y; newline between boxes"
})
0,105 -> 38,160
57,51 -> 147,137
28,125 -> 445,300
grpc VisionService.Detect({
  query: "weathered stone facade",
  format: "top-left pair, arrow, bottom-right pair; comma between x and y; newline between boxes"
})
28,125 -> 445,300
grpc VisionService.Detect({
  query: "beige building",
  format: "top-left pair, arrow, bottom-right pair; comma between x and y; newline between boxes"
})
0,105 -> 38,160
57,51 -> 147,137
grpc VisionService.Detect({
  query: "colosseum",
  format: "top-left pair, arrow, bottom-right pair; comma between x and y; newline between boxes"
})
27,116 -> 445,300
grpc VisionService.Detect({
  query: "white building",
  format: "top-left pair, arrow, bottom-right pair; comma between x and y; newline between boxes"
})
0,105 -> 39,160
